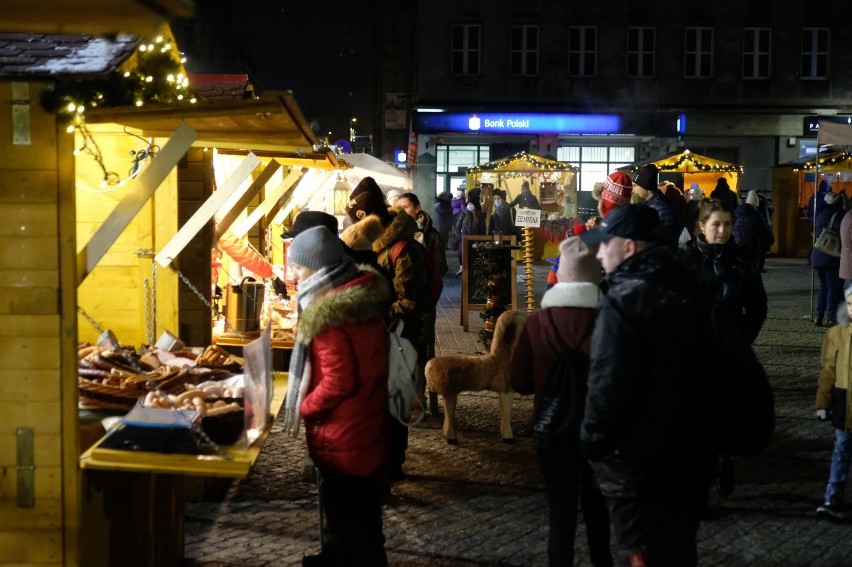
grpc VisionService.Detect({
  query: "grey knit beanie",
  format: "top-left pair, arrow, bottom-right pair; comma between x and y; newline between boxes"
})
288,226 -> 343,270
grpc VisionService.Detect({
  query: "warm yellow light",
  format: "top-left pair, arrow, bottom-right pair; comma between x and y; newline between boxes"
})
147,44 -> 154,51
145,76 -> 153,83
73,149 -> 80,156
65,125 -> 75,133
180,57 -> 187,63
135,100 -> 144,107
163,43 -> 171,50
167,74 -> 175,81
190,97 -> 197,103
177,94 -> 184,100
155,36 -> 163,43
66,102 -> 76,112
139,45 -> 147,52
124,71 -> 130,77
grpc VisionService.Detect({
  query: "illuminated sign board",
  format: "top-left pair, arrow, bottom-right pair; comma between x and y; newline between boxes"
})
803,116 -> 852,136
413,112 -> 621,134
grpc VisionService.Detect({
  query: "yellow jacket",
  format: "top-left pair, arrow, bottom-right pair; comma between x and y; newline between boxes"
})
816,324 -> 852,431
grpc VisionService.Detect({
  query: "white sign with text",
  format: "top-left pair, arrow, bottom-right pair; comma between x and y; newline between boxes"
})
514,207 -> 541,227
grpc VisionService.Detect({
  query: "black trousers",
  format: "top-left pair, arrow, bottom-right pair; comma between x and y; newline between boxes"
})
539,447 -> 613,567
318,470 -> 386,566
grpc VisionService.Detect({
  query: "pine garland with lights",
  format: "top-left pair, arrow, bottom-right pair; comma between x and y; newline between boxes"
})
39,37 -> 195,119
477,244 -> 514,346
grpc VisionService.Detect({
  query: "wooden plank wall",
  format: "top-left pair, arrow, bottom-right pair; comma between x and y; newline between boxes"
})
0,81 -> 76,564
76,124 -> 178,347
177,147 -> 213,347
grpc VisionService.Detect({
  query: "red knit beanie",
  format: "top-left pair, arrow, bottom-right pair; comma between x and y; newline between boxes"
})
600,172 -> 633,217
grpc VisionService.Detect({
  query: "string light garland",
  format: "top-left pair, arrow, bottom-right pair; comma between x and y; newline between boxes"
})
468,151 -> 578,173
796,151 -> 852,172
39,34 -> 196,119
624,149 -> 743,174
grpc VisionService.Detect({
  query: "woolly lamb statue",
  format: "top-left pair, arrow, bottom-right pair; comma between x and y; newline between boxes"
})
425,309 -> 527,444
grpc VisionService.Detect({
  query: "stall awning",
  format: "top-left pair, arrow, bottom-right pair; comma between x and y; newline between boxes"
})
775,150 -> 852,172
85,91 -> 322,155
468,151 -> 578,173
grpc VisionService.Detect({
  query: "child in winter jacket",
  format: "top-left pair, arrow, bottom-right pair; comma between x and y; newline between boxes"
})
815,283 -> 852,522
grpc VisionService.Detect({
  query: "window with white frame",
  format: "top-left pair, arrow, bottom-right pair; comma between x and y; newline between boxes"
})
801,27 -> 829,80
451,24 -> 481,75
435,145 -> 490,195
743,27 -> 771,79
557,146 -> 636,193
568,26 -> 597,77
685,27 -> 713,78
626,27 -> 655,78
510,25 -> 539,76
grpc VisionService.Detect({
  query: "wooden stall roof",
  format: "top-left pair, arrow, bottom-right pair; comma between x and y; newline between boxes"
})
468,151 -> 577,173
619,149 -> 743,174
774,149 -> 852,172
85,90 -> 326,156
0,0 -> 194,36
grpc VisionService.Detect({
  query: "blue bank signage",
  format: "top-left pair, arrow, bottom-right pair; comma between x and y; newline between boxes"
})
413,112 -> 621,134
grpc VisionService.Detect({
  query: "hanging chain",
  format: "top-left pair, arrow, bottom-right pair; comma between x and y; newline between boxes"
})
175,267 -> 214,310
143,277 -> 153,345
78,305 -> 107,335
151,261 -> 158,336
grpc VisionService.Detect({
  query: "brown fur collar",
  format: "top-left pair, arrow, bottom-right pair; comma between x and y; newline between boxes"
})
372,209 -> 418,253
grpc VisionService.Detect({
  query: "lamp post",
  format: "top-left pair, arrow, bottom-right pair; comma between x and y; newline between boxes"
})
349,117 -> 357,143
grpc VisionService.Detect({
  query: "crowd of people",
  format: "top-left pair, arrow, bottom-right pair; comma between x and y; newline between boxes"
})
277,168 -> 852,566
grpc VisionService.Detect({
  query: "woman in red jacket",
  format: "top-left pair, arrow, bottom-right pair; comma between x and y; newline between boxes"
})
283,226 -> 393,567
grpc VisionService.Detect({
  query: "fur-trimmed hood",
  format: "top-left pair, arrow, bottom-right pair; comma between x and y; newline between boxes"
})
540,282 -> 601,309
340,214 -> 385,251
296,266 -> 392,343
372,208 -> 418,253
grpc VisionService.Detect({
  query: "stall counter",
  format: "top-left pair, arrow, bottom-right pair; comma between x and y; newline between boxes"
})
79,373 -> 288,566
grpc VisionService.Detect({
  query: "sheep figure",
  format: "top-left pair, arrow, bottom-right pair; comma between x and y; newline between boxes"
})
425,309 -> 527,444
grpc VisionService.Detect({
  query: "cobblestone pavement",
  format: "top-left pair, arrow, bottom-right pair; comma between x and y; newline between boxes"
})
184,254 -> 852,566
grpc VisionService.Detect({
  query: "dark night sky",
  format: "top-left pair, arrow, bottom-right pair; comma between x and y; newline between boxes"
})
227,1 -> 374,144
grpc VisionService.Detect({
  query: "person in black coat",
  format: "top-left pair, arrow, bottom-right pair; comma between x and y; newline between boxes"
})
710,177 -> 739,212
811,191 -> 845,326
733,190 -> 775,271
580,205 -> 716,566
632,164 -> 683,245
684,197 -> 768,499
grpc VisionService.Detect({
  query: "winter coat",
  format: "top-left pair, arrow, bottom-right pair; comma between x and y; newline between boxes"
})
808,179 -> 832,228
810,202 -> 843,270
510,282 -> 599,449
710,183 -> 739,212
489,201 -> 514,235
644,191 -> 682,245
457,209 -> 483,250
413,209 -> 449,276
434,194 -> 454,236
732,203 -> 774,268
508,190 -> 541,210
372,209 -> 429,344
840,210 -> 852,280
580,245 -> 715,497
299,269 -> 393,477
684,237 -> 767,345
451,196 -> 467,216
816,323 -> 852,432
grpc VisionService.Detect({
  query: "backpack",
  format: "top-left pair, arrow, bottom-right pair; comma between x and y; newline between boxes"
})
531,327 -> 593,449
387,318 -> 425,427
390,239 -> 444,309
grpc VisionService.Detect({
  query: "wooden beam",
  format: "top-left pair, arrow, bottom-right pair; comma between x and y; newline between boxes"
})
232,168 -> 305,238
214,160 -> 281,242
76,122 -> 197,285
155,152 -> 261,267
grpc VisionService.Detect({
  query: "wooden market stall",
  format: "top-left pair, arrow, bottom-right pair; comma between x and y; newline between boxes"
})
619,149 -> 743,197
772,149 -> 852,257
0,4 -> 196,565
465,151 -> 578,260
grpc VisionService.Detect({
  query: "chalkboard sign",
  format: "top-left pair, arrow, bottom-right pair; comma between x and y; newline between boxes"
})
460,235 -> 518,331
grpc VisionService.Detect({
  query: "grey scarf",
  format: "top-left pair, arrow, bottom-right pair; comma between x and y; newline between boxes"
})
282,257 -> 360,436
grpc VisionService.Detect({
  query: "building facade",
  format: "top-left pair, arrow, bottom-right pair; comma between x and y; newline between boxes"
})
374,0 -> 852,215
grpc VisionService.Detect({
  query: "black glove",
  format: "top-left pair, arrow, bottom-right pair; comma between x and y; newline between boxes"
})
272,277 -> 289,299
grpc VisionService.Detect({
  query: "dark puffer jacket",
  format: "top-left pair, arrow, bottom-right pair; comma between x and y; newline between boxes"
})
644,191 -> 682,245
732,203 -> 774,267
580,245 -> 715,496
684,237 -> 767,345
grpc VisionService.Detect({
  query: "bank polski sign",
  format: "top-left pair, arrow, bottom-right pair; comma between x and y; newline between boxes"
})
414,112 -> 621,134
514,208 -> 541,227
